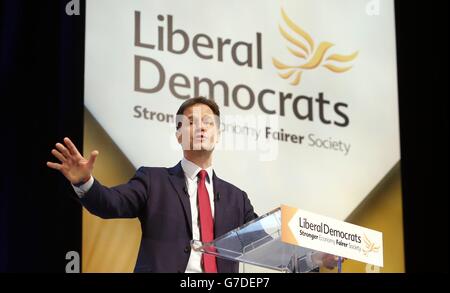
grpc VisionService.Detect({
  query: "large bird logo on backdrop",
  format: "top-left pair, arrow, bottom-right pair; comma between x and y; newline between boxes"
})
273,9 -> 359,86
362,234 -> 380,256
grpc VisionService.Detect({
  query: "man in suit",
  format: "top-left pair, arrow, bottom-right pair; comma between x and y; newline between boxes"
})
47,97 -> 340,273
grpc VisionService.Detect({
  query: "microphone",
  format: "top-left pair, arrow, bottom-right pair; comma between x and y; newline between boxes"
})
215,192 -> 220,201
183,187 -> 189,197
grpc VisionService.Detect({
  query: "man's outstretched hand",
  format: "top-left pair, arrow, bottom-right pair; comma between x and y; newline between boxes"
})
46,137 -> 98,185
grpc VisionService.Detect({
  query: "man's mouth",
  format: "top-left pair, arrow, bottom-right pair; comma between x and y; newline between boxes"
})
195,134 -> 207,140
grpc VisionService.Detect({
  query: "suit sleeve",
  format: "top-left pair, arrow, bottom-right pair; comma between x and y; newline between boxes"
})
78,167 -> 149,219
243,191 -> 258,223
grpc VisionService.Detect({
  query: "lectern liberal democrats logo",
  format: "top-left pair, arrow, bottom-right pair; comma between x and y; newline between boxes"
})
362,234 -> 380,256
272,9 -> 358,86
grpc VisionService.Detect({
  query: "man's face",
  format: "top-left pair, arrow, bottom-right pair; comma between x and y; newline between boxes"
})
177,103 -> 219,151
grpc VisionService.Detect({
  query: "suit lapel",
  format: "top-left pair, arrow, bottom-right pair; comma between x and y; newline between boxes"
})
168,163 -> 226,239
168,162 -> 192,236
212,171 -> 226,237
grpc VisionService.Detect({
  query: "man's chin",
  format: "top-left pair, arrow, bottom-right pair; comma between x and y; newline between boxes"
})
190,143 -> 214,152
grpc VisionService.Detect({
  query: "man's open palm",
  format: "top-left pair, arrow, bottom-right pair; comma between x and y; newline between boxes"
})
46,137 -> 98,185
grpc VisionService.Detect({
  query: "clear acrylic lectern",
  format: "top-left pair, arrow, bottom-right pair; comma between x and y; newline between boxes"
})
192,207 -> 339,273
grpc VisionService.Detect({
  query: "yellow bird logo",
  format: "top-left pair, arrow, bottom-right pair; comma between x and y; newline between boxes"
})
363,234 -> 380,256
273,8 -> 359,86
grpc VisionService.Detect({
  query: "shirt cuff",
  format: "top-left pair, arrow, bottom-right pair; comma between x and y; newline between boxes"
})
72,176 -> 94,198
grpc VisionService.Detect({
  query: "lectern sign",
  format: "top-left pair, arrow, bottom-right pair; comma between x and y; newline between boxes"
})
281,205 -> 383,267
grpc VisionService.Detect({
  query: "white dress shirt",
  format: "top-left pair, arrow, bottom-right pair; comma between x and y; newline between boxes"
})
72,158 -> 215,273
181,158 -> 215,273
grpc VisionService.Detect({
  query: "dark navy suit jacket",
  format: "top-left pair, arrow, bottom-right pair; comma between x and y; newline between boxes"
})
78,161 -> 258,273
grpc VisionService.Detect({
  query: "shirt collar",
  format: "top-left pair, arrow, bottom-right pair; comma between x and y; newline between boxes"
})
181,158 -> 213,182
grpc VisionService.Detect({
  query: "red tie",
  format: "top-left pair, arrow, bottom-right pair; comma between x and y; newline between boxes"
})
197,170 -> 218,273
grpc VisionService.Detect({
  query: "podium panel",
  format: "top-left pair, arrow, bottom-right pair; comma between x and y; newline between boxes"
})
193,205 -> 383,273
192,208 -> 323,273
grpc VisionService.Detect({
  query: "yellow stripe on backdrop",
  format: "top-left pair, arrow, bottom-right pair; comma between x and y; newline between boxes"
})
82,109 -> 140,272
321,163 -> 405,273
82,109 -> 405,273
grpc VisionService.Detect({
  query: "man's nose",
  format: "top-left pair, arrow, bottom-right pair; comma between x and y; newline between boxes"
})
194,120 -> 208,130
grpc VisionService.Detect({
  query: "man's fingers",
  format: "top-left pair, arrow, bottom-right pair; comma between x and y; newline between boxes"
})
47,161 -> 62,170
55,142 -> 71,158
51,149 -> 66,163
320,254 -> 339,270
88,150 -> 99,166
64,137 -> 81,156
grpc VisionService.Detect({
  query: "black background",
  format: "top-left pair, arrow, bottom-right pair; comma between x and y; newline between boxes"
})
0,0 -> 447,282
0,0 -> 84,272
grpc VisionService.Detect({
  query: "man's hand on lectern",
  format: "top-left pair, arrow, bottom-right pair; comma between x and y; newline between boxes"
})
46,137 -> 98,185
312,252 -> 345,270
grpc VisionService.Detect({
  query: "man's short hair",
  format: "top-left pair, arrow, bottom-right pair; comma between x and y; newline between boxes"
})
176,97 -> 220,130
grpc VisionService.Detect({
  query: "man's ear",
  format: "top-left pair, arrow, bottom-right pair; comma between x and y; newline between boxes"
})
175,130 -> 182,144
